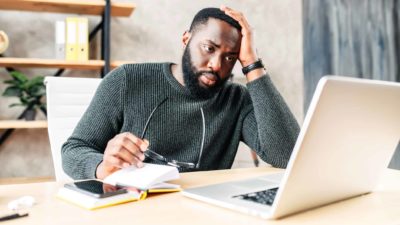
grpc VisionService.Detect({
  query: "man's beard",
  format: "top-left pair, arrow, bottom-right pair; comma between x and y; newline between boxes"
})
181,44 -> 230,99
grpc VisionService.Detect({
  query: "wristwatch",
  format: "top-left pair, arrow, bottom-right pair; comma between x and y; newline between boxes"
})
242,59 -> 265,75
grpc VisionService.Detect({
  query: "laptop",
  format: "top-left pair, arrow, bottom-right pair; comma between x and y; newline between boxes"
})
182,76 -> 400,219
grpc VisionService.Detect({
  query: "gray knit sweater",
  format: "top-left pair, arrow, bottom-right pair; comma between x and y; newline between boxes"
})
62,63 -> 300,179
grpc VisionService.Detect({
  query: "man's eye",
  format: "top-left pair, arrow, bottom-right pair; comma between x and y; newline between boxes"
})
203,45 -> 214,53
225,56 -> 236,62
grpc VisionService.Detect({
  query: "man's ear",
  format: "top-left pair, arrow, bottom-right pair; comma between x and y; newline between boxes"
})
182,31 -> 191,47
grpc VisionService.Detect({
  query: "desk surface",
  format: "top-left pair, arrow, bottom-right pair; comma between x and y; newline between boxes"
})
0,167 -> 400,225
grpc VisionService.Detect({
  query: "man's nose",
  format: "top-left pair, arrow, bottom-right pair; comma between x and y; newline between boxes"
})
207,55 -> 222,73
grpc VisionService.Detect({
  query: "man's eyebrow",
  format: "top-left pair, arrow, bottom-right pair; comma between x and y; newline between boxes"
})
206,39 -> 221,48
205,40 -> 239,55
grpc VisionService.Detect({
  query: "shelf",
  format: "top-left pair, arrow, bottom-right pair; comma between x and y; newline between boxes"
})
0,0 -> 135,17
0,120 -> 48,129
0,58 -> 134,70
0,176 -> 54,184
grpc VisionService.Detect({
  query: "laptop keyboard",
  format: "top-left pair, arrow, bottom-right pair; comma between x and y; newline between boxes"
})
233,188 -> 279,206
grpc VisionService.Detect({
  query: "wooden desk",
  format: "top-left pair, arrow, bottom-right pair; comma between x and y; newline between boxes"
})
0,167 -> 399,224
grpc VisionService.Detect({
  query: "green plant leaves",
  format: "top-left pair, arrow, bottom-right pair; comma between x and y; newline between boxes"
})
26,76 -> 44,90
2,71 -> 46,109
9,103 -> 23,108
29,85 -> 46,97
10,71 -> 28,83
2,86 -> 22,97
3,79 -> 19,85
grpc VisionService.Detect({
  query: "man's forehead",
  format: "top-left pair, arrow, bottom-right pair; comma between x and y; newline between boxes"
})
192,18 -> 241,48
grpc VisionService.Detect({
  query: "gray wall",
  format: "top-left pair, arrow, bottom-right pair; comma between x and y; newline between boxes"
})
303,0 -> 400,169
304,0 -> 400,108
0,0 -> 303,178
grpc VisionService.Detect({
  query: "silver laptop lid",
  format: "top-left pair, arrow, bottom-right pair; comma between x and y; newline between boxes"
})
271,76 -> 400,218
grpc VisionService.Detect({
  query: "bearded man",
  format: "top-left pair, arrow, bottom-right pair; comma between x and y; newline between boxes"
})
62,6 -> 300,180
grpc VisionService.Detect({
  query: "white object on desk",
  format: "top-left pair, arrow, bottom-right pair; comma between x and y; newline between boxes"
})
7,196 -> 35,211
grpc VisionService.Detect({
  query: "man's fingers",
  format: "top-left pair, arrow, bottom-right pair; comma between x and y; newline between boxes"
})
219,6 -> 258,65
119,132 -> 149,152
220,5 -> 230,11
118,147 -> 144,167
220,5 -> 241,19
143,139 -> 149,147
103,132 -> 150,171
106,149 -> 143,168
220,5 -> 251,31
224,11 -> 246,27
117,137 -> 145,160
106,155 -> 125,168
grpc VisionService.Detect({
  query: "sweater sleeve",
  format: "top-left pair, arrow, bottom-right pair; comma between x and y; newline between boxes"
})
241,75 -> 300,168
61,66 -> 126,179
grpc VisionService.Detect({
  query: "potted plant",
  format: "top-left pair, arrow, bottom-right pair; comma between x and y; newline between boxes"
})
2,71 -> 46,120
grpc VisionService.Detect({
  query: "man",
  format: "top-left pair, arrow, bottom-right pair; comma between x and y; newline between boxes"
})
62,6 -> 300,180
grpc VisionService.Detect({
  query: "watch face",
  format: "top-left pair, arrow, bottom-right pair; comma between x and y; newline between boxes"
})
0,31 -> 9,54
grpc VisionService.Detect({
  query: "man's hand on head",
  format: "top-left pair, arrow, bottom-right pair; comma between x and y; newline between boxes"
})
220,5 -> 265,81
96,132 -> 149,180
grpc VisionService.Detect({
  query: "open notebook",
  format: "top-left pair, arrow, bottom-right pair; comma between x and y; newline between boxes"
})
103,163 -> 181,192
58,163 -> 180,209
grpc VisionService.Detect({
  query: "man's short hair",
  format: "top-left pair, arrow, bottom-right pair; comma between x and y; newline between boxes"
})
189,7 -> 242,33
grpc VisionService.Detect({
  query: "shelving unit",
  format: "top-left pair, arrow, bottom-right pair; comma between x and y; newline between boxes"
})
0,0 -> 135,76
0,176 -> 54,184
0,58 -> 134,70
0,120 -> 48,129
0,0 -> 134,17
0,0 -> 136,145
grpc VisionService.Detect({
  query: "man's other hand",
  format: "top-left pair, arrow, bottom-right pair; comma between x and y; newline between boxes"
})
220,5 -> 265,81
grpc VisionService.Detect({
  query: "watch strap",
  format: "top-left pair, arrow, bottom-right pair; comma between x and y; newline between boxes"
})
242,59 -> 264,75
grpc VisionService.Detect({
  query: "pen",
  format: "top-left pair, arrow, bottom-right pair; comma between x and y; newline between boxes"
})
0,212 -> 29,222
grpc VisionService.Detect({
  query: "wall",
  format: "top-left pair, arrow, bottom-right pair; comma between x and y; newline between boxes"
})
303,0 -> 400,169
303,0 -> 400,109
0,0 -> 303,178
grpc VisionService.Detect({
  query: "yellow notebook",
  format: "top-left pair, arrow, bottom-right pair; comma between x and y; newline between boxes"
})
147,188 -> 181,193
57,187 -> 146,210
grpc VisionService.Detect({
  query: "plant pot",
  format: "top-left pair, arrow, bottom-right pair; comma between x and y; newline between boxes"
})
24,109 -> 37,121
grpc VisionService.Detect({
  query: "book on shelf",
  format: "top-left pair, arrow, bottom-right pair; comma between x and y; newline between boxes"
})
65,17 -> 89,61
65,17 -> 77,60
76,17 -> 89,61
103,163 -> 181,192
54,20 -> 65,59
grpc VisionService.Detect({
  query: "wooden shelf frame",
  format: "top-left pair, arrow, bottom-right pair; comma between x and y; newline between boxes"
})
0,0 -> 135,17
0,120 -> 48,129
0,57 -> 134,70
